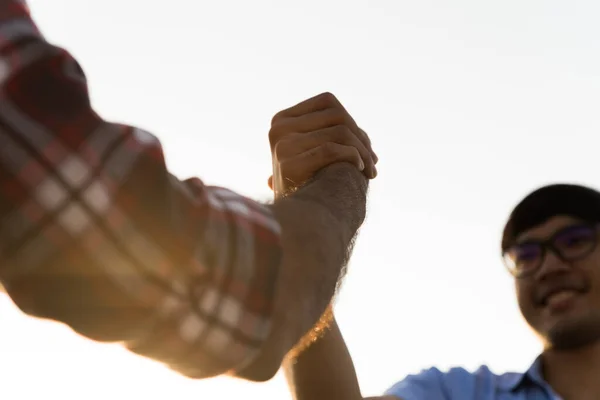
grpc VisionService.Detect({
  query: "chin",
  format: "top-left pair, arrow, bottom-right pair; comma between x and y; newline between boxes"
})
544,314 -> 600,350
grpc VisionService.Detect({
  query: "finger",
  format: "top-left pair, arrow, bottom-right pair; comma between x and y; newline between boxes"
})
283,142 -> 364,186
274,107 -> 350,134
277,126 -> 375,178
269,94 -> 342,150
272,108 -> 377,165
269,92 -> 378,163
271,92 -> 342,122
358,127 -> 378,163
268,176 -> 273,190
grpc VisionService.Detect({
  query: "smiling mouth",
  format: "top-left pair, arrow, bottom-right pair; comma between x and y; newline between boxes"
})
542,290 -> 581,309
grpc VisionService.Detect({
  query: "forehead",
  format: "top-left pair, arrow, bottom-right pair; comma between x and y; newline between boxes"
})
516,215 -> 584,242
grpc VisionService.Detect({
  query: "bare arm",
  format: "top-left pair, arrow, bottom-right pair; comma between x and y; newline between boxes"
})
0,1 -> 289,379
238,162 -> 368,380
0,1 -> 367,381
284,315 -> 402,400
236,91 -> 379,380
285,314 -> 362,400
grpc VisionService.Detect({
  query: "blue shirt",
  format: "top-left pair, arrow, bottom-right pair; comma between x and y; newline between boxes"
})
385,357 -> 563,400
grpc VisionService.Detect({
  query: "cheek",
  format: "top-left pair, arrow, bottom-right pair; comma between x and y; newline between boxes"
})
580,247 -> 600,271
573,254 -> 600,292
515,283 -> 535,317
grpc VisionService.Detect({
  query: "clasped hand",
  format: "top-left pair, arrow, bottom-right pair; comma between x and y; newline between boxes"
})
268,92 -> 379,198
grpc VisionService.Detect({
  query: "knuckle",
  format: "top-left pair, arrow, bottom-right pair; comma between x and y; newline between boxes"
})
318,92 -> 339,106
268,123 -> 286,146
270,110 -> 286,127
328,124 -> 354,142
273,138 -> 290,156
358,126 -> 370,138
320,141 -> 340,157
341,111 -> 354,127
328,108 -> 352,128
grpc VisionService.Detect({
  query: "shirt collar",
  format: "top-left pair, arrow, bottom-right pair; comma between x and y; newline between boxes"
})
497,356 -> 547,392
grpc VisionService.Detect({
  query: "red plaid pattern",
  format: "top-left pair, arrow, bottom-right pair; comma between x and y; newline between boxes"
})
0,0 -> 282,378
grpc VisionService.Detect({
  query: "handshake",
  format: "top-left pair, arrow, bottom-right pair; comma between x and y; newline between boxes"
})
0,2 -> 372,396
239,91 -> 379,379
267,91 -> 378,199
0,6 -> 377,382
0,86 -> 378,382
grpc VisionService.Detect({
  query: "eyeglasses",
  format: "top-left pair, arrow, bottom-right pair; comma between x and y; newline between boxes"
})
502,223 -> 600,278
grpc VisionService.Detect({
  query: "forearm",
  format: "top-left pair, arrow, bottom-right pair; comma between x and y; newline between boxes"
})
0,1 -> 284,379
285,316 -> 363,400
237,163 -> 368,380
293,162 -> 369,239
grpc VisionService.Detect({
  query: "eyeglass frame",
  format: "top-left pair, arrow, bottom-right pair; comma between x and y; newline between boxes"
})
501,222 -> 600,279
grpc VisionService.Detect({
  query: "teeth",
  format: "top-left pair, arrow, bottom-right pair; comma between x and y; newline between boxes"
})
546,290 -> 577,306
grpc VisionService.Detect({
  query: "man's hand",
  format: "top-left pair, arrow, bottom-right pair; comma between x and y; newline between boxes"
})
235,94 -> 375,380
269,95 -> 380,394
268,92 -> 378,198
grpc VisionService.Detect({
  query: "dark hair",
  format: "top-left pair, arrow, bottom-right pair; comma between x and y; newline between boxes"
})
502,184 -> 600,251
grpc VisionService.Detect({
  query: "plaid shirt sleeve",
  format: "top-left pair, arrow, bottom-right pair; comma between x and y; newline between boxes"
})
0,0 -> 282,378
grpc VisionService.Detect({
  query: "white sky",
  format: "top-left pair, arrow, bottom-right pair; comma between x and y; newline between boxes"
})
2,0 -> 600,399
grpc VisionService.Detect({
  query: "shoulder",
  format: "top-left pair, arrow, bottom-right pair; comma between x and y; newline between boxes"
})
384,365 -> 507,400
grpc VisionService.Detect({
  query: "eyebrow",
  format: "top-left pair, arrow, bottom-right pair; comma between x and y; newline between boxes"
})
516,222 -> 586,244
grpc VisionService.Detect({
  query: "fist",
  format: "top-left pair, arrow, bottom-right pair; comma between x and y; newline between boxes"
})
268,92 -> 378,198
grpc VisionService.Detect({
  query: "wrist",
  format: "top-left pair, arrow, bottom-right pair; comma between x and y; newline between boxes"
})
294,162 -> 368,234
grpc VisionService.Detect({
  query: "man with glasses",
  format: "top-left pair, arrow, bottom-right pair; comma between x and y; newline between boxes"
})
281,183 -> 600,399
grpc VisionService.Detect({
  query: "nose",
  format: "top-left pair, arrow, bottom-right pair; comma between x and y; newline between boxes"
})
534,249 -> 571,280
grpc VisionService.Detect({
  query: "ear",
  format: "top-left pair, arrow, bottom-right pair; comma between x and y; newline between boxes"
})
268,176 -> 273,190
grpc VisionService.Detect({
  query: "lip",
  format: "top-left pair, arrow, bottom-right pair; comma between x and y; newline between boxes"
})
536,283 -> 587,307
543,290 -> 580,313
